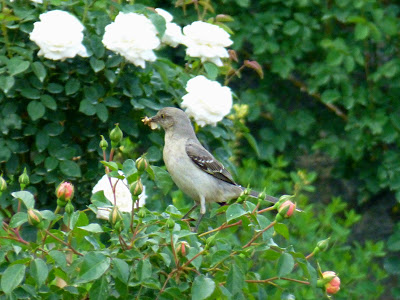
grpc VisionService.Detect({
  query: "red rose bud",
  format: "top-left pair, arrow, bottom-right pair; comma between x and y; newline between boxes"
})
136,156 -> 149,172
278,200 -> 296,218
109,206 -> 123,226
19,168 -> 30,189
0,175 -> 7,192
27,208 -> 43,227
99,135 -> 108,150
177,241 -> 190,256
56,182 -> 74,202
110,124 -> 123,148
129,179 -> 143,197
321,271 -> 341,294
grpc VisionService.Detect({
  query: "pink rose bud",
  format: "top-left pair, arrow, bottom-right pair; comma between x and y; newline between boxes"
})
177,241 -> 190,256
56,182 -> 74,202
322,271 -> 341,294
278,200 -> 296,218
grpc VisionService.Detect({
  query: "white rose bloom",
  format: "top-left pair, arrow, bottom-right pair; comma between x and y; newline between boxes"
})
29,10 -> 88,60
181,75 -> 232,126
155,8 -> 183,48
182,21 -> 233,66
31,0 -> 43,3
92,172 -> 146,220
102,12 -> 160,68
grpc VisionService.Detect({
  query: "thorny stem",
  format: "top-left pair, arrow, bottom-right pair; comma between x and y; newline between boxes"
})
246,277 -> 310,285
44,229 -> 83,256
41,205 -> 61,248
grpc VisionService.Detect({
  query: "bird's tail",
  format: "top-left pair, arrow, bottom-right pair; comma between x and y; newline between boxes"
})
241,186 -> 278,204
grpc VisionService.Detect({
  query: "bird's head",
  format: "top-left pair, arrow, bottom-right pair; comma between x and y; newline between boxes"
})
143,107 -> 192,133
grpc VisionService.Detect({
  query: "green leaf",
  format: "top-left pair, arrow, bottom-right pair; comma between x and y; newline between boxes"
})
9,212 -> 28,228
36,130 -> 49,152
65,78 -> 80,95
226,264 -> 244,296
30,258 -> 48,287
1,264 -> 26,294
21,88 -> 41,99
153,166 -> 173,194
100,161 -> 119,171
27,101 -> 46,121
204,62 -> 219,80
12,191 -> 35,209
40,95 -> 57,110
192,275 -> 216,300
137,258 -> 152,281
96,103 -> 108,122
90,57 -> 105,73
149,13 -> 166,37
79,99 -> 96,116
31,61 -> 47,82
44,156 -> 58,171
274,222 -> 289,239
78,224 -> 103,233
277,253 -> 295,277
243,132 -> 260,157
122,159 -> 137,178
0,76 -> 15,93
112,258 -> 130,284
226,203 -> 246,222
89,276 -> 109,300
60,160 -> 82,177
7,57 -> 30,76
76,253 -> 111,284
355,23 -> 370,40
321,89 -> 340,103
283,20 -> 300,35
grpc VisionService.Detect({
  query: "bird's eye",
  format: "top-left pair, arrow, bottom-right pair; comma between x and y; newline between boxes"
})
161,114 -> 165,119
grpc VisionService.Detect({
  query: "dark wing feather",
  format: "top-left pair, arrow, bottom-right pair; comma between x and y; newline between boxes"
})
185,139 -> 237,185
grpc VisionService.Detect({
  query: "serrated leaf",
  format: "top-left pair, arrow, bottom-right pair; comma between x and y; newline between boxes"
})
204,62 -> 219,80
60,160 -> 82,177
30,258 -> 48,287
90,57 -> 105,73
274,222 -> 289,239
0,76 -> 15,93
7,57 -> 30,76
226,203 -> 246,222
277,253 -> 294,277
76,253 -> 111,284
192,275 -> 216,300
9,212 -> 28,228
226,264 -> 244,296
112,258 -> 130,284
31,61 -> 47,82
153,166 -> 173,195
27,101 -> 46,121
89,276 -> 109,300
65,78 -> 80,95
12,191 -> 35,209
78,224 -> 103,233
100,161 -> 119,171
1,264 -> 26,294
137,258 -> 152,281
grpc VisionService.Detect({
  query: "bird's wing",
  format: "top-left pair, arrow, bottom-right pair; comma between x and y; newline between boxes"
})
185,139 -> 237,185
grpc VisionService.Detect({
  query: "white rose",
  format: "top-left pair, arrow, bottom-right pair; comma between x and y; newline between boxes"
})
92,172 -> 146,220
31,0 -> 43,3
155,8 -> 183,48
30,10 -> 88,60
181,75 -> 232,126
182,21 -> 233,66
102,12 -> 160,68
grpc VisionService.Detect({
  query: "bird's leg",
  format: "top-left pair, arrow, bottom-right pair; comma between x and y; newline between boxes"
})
193,196 -> 207,232
182,203 -> 198,220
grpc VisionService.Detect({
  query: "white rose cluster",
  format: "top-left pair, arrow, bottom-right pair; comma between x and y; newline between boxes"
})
29,10 -> 88,61
181,75 -> 233,126
155,8 -> 184,48
102,12 -> 160,68
92,173 -> 146,220
182,21 -> 233,66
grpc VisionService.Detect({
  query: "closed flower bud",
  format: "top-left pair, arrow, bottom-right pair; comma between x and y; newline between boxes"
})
65,202 -> 74,214
136,156 -> 149,172
177,241 -> 190,256
56,182 -> 74,202
114,220 -> 123,232
319,271 -> 340,294
27,209 -> 43,227
110,124 -> 123,148
278,200 -> 296,218
0,175 -> 7,192
313,238 -> 330,255
99,135 -> 108,150
109,206 -> 123,226
129,179 -> 143,197
166,218 -> 175,229
19,168 -> 30,189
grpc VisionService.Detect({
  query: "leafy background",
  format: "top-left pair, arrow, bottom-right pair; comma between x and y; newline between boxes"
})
0,0 -> 399,299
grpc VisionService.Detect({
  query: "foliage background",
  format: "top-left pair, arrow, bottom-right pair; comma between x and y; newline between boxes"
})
0,0 -> 399,299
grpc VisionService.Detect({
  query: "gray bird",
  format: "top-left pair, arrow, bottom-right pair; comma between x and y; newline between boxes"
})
146,107 -> 277,230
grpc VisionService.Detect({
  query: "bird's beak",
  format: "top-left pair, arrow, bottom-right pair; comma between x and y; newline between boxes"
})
142,115 -> 159,130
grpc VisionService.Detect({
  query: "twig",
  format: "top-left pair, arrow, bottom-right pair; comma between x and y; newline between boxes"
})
44,230 -> 83,256
242,220 -> 276,249
246,276 -> 310,285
